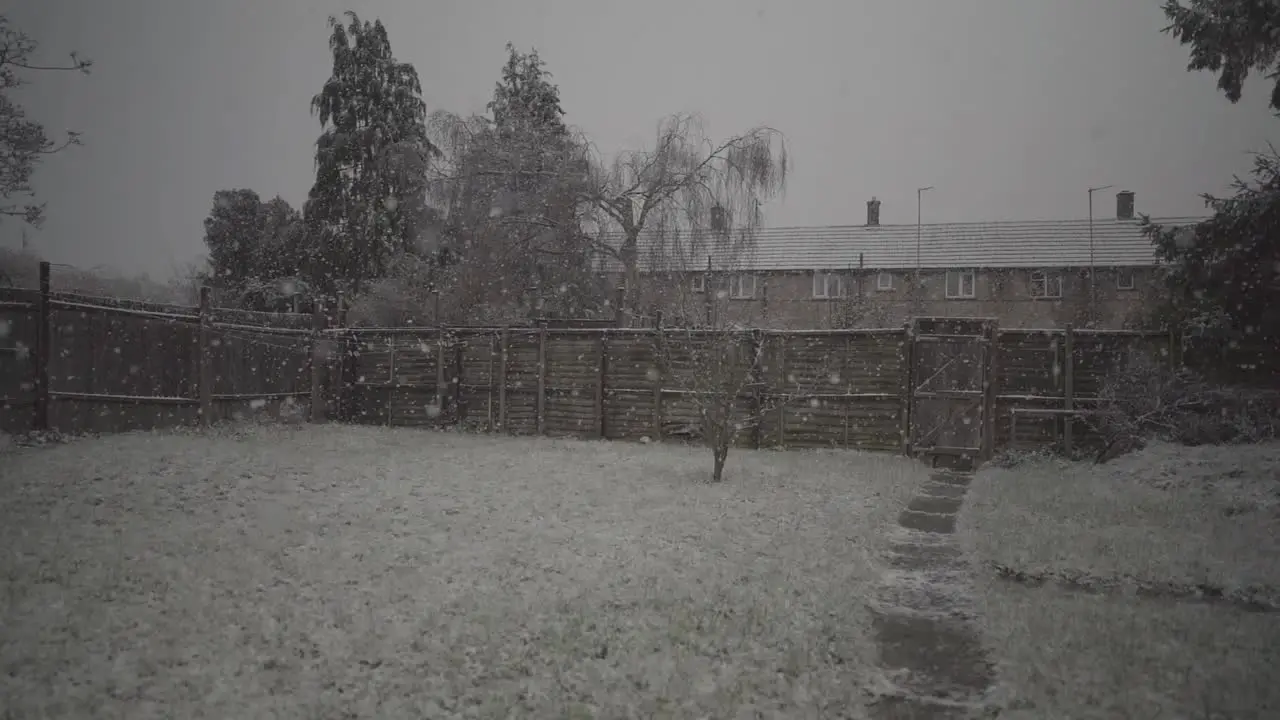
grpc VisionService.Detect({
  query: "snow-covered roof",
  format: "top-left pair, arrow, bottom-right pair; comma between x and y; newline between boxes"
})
599,216 -> 1206,272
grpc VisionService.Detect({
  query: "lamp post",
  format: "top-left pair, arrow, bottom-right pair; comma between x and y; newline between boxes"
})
916,186 -> 934,286
1087,184 -> 1112,320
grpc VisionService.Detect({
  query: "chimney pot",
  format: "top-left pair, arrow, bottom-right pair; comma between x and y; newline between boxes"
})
866,197 -> 881,226
1116,191 -> 1135,220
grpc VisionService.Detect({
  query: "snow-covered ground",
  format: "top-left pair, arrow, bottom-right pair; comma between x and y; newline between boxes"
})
0,425 -> 923,718
959,441 -> 1280,719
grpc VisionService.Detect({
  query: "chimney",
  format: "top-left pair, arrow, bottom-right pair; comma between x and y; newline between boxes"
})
1116,191 -> 1135,220
866,197 -> 881,226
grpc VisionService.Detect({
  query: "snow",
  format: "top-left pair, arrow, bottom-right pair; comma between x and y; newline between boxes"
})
959,441 -> 1280,718
0,425 -> 923,718
964,440 -> 1280,592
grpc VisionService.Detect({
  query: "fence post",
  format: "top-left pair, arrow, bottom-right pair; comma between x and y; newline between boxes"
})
33,261 -> 51,431
309,301 -> 326,423
597,330 -> 608,439
652,314 -> 665,442
899,321 -> 914,455
536,323 -> 547,435
750,329 -> 764,449
497,328 -> 510,432
1063,324 -> 1075,455
198,286 -> 212,427
454,333 -> 465,427
435,328 -> 447,424
983,320 -> 999,460
775,333 -> 787,448
842,332 -> 852,449
333,292 -> 348,421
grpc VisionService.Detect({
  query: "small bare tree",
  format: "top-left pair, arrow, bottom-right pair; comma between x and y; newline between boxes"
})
584,114 -> 788,314
652,229 -> 779,482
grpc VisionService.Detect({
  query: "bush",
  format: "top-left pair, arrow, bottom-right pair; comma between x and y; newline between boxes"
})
1095,355 -> 1279,459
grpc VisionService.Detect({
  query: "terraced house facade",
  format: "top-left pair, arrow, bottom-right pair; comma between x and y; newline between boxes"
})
609,192 -> 1202,330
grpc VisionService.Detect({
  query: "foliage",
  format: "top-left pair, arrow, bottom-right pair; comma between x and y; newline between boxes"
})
1151,1 -> 1280,375
0,14 -> 90,227
1161,0 -> 1280,110
425,44 -> 601,322
203,189 -> 267,288
305,12 -> 435,295
1142,148 -> 1280,349
201,190 -> 312,310
1095,354 -> 1279,461
584,113 -> 788,312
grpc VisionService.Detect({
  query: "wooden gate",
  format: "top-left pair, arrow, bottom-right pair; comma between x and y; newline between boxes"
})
908,317 -> 996,466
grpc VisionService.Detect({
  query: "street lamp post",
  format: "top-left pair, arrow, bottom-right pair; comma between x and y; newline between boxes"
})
1087,184 -> 1112,321
916,186 -> 934,286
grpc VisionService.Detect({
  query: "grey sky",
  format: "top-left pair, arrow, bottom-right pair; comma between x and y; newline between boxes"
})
5,0 -> 1276,280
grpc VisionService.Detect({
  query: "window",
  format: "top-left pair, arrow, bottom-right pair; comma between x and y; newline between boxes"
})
811,271 -> 846,299
691,273 -> 706,293
945,270 -> 976,299
729,274 -> 756,299
1030,270 -> 1063,299
1116,268 -> 1136,291
876,272 -> 894,291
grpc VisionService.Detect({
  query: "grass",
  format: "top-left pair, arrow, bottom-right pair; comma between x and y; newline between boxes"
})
0,424 -> 923,718
959,441 -> 1280,719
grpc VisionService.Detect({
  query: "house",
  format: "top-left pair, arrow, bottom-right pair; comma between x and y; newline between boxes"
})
602,191 -> 1204,330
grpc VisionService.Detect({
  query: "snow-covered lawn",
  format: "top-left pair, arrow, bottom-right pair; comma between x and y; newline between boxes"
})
0,425 -> 923,718
959,442 -> 1280,719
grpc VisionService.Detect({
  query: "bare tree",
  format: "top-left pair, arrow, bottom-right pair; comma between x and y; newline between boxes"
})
0,15 -> 91,227
655,238 -> 782,482
584,113 -> 788,314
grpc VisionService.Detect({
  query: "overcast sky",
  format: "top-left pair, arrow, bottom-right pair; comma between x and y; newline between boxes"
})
5,0 -> 1276,280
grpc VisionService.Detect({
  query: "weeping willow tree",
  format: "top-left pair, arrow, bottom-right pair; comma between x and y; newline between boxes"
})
585,114 -> 789,315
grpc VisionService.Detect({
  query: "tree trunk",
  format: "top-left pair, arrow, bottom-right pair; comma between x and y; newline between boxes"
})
619,230 -> 640,314
711,443 -> 729,483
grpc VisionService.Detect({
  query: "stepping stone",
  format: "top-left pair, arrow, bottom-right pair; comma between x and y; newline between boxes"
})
930,473 -> 972,488
868,694 -> 979,719
899,509 -> 957,534
908,495 -> 964,515
874,578 -> 973,618
919,483 -> 968,500
872,610 -> 995,703
885,542 -> 966,572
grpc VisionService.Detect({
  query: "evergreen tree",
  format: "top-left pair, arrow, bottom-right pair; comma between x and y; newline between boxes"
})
304,12 -> 434,294
202,188 -> 265,289
1147,0 -> 1280,369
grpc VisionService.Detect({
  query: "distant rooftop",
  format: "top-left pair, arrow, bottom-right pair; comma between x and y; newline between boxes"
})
599,216 -> 1206,273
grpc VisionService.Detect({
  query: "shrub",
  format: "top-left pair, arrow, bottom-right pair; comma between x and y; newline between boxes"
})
1095,355 -> 1279,460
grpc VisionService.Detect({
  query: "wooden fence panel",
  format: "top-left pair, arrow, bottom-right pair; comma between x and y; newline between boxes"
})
385,333 -> 443,426
456,330 -> 498,431
994,330 -> 1062,447
503,330 -> 540,434
542,331 -> 599,437
603,332 -> 656,440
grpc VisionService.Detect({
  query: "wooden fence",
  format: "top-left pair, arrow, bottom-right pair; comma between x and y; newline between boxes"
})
0,261 -> 1186,453
330,322 -> 1180,454
1,263 -> 319,435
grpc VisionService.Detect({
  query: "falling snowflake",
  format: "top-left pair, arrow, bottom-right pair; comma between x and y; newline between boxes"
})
249,398 -> 267,410
0,319 -> 8,339
425,403 -> 442,419
828,372 -> 841,385
808,398 -> 821,409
